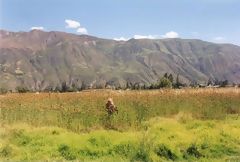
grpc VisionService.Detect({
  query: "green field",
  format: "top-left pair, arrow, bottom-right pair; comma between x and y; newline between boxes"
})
1,89 -> 240,161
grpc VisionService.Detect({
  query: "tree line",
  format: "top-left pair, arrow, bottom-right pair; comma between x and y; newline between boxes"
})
0,73 -> 239,94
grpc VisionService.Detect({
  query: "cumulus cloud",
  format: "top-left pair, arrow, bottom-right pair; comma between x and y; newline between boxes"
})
65,19 -> 88,35
65,19 -> 81,28
133,35 -> 157,39
113,37 -> 130,41
30,26 -> 44,30
77,27 -> 88,34
162,31 -> 179,38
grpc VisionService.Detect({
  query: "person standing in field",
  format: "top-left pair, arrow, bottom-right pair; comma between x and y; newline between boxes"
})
105,98 -> 118,115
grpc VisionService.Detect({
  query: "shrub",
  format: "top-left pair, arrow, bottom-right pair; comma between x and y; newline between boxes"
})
132,148 -> 152,162
58,144 -> 76,160
220,80 -> 229,87
12,129 -> 31,146
51,130 -> 60,135
155,144 -> 178,160
0,145 -> 12,157
113,142 -> 137,157
16,86 -> 29,93
184,144 -> 203,159
0,87 -> 8,94
131,140 -> 152,162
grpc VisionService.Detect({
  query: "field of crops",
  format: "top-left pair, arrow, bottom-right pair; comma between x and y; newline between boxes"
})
1,88 -> 240,161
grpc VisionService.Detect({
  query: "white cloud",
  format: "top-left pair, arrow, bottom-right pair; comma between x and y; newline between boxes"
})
133,35 -> 157,39
30,26 -> 44,30
77,27 -> 88,34
162,31 -> 179,38
65,19 -> 81,28
113,37 -> 130,41
114,32 -> 180,41
213,37 -> 225,42
65,19 -> 88,34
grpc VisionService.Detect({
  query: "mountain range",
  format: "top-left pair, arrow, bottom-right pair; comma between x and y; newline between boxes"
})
0,30 -> 240,91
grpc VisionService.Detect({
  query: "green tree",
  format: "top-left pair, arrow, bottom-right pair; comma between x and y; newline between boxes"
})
164,73 -> 168,79
220,80 -> 228,87
16,86 -> 29,93
159,77 -> 172,88
168,74 -> 174,83
174,74 -> 184,88
61,82 -> 69,92
207,79 -> 213,86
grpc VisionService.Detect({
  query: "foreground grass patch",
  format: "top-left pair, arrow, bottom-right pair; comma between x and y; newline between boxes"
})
1,116 -> 240,161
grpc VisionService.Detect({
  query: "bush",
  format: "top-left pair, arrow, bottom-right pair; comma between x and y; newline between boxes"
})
113,142 -> 137,157
184,144 -> 203,159
51,130 -> 60,135
130,140 -> 152,162
0,87 -> 8,94
58,144 -> 76,160
16,86 -> 29,93
220,80 -> 229,87
132,148 -> 152,162
155,144 -> 178,160
0,145 -> 12,157
12,129 -> 31,146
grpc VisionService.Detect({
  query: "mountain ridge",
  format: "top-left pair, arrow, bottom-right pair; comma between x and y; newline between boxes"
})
1,30 -> 240,91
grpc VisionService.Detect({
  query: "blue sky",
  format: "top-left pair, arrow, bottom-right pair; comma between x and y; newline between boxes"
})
0,0 -> 240,45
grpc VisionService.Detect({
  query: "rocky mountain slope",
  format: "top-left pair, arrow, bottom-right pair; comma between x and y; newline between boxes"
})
0,30 -> 240,91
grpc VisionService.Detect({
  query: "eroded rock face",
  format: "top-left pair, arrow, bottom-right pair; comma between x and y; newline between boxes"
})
0,30 -> 240,91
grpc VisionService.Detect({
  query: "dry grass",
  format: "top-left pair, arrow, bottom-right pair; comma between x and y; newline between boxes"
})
1,88 -> 240,132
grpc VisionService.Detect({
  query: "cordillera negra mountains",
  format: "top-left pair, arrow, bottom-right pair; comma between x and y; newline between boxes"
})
0,30 -> 240,91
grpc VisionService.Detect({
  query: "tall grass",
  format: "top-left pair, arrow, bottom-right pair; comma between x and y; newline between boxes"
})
1,88 -> 240,132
